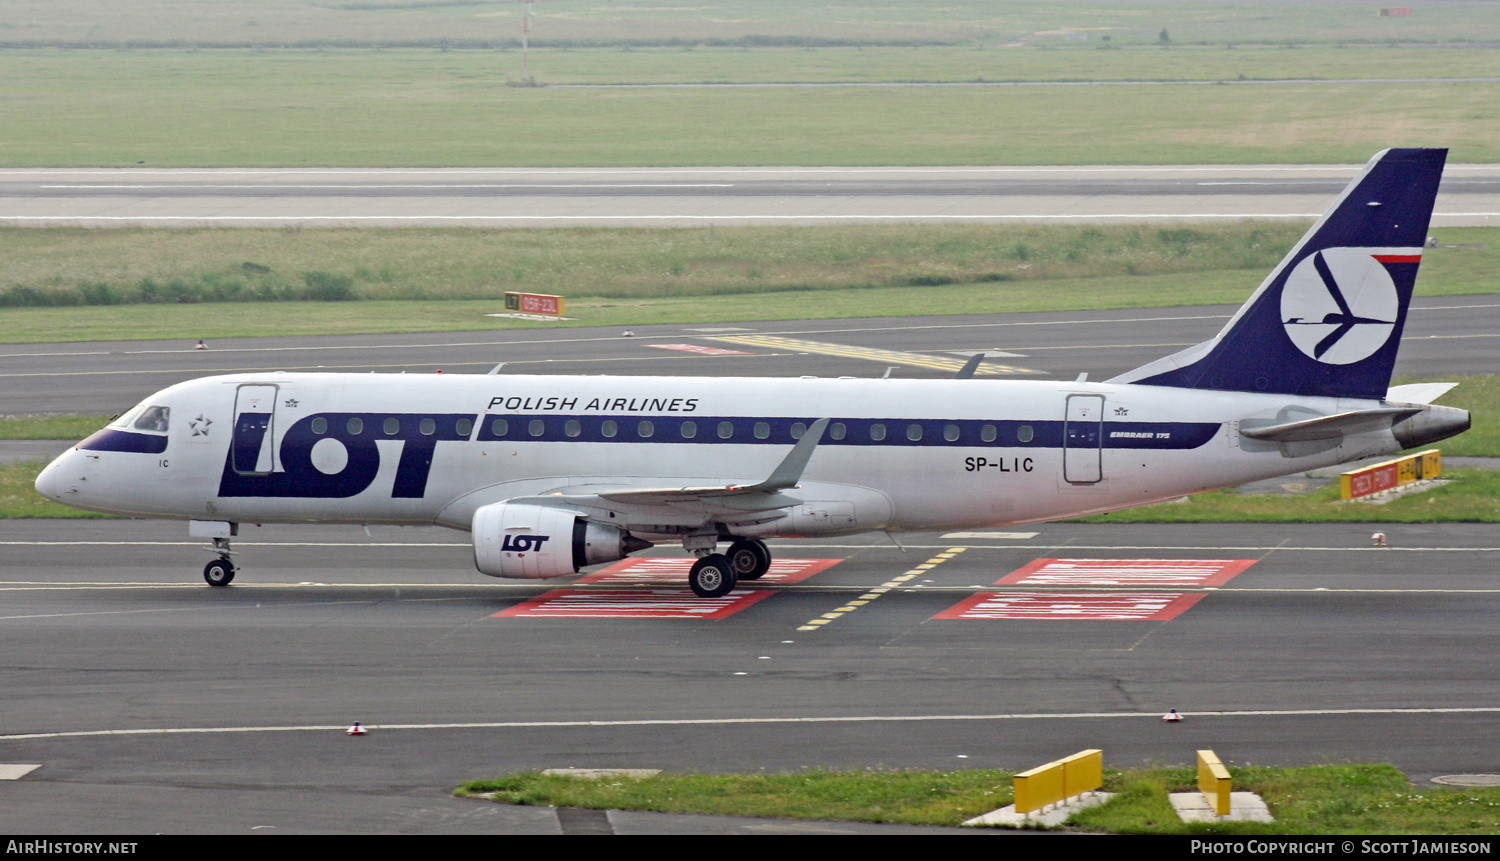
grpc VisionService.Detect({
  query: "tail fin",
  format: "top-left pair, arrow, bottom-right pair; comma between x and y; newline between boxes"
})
1110,148 -> 1446,400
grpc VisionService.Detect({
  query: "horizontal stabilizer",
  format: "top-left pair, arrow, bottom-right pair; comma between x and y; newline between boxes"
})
1386,382 -> 1458,405
1240,407 -> 1421,442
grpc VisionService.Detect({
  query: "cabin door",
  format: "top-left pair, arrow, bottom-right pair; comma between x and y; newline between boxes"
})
231,384 -> 280,476
1063,394 -> 1104,484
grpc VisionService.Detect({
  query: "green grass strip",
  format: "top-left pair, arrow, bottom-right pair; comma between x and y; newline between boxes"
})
458,763 -> 1500,833
0,416 -> 111,440
2,224 -> 1497,345
5,48 -> 1500,166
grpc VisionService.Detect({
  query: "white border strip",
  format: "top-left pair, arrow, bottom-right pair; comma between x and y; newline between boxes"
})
6,707 -> 1500,742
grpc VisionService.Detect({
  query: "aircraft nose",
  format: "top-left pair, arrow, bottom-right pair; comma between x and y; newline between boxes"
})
34,453 -> 71,502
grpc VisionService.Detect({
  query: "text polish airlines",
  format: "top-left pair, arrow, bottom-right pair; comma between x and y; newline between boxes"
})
35,149 -> 1470,596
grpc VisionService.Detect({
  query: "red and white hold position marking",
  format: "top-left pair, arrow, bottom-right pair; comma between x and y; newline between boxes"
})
935,557 -> 1256,621
997,558 -> 1255,587
494,557 -> 840,620
936,591 -> 1209,621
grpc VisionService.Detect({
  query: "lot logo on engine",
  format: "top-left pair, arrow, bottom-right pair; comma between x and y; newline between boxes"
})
501,534 -> 550,553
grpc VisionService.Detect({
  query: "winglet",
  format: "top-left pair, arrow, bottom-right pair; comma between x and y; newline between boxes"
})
753,417 -> 830,492
954,354 -> 984,379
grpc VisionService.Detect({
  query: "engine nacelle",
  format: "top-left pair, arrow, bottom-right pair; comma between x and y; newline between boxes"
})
471,502 -> 651,579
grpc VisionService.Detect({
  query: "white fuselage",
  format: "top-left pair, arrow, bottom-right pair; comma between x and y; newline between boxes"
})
37,371 -> 1406,542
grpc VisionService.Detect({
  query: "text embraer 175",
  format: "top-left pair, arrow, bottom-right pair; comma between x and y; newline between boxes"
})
35,149 -> 1470,596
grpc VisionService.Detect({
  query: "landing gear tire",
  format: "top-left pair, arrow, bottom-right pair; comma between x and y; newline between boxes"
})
689,554 -> 737,598
203,558 -> 235,587
726,539 -> 771,581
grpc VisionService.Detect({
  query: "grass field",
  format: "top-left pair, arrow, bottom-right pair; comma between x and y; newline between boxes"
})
8,1 -> 1500,49
3,3 -> 1497,167
5,49 -> 1497,166
0,220 -> 1312,307
0,223 -> 1495,343
459,763 -> 1500,833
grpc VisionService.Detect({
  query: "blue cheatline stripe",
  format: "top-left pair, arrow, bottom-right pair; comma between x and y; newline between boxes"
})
474,414 -> 1220,451
82,412 -> 1221,455
76,428 -> 168,454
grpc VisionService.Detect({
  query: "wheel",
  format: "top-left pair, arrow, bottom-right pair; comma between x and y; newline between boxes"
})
726,539 -> 771,581
203,558 -> 235,587
689,554 -> 737,598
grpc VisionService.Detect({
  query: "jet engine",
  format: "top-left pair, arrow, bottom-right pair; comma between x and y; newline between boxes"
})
471,502 -> 652,579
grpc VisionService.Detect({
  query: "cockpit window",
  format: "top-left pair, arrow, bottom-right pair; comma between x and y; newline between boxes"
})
108,405 -> 144,430
132,406 -> 170,433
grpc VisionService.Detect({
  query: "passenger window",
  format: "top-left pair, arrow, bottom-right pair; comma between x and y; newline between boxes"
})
981,424 -> 997,443
944,424 -> 960,442
638,420 -> 654,438
601,419 -> 618,438
529,419 -> 545,437
907,423 -> 923,442
491,419 -> 508,437
790,422 -> 806,440
384,417 -> 400,435
754,422 -> 770,440
718,421 -> 734,439
456,418 -> 473,438
870,423 -> 886,441
565,419 -> 581,438
420,418 -> 436,436
311,417 -> 328,435
1018,425 -> 1034,443
133,406 -> 170,433
830,422 -> 846,441
347,417 -> 363,435
681,421 -> 697,439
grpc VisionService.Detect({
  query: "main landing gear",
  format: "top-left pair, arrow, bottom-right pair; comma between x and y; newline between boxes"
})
203,536 -> 236,587
687,538 -> 771,598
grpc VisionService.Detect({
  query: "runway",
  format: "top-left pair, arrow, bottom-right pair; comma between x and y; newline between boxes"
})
2,164 -> 1499,227
2,518 -> 1498,833
2,294 -> 1496,415
3,300 -> 1500,833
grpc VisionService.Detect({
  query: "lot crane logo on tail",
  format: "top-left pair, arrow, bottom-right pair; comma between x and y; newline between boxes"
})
1280,248 -> 1401,365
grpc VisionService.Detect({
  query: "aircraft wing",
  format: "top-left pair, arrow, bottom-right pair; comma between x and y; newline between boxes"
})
498,418 -> 830,518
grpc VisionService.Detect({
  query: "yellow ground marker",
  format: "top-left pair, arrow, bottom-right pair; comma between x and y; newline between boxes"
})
709,335 -> 1039,376
797,548 -> 966,631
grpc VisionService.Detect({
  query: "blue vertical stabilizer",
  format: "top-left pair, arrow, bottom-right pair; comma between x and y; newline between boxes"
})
1109,148 -> 1447,400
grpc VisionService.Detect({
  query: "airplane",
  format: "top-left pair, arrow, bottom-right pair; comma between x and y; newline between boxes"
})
34,148 -> 1470,597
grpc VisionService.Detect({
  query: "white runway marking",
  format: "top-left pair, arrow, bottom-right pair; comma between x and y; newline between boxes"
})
6,540 -> 1500,553
6,707 -> 1500,743
0,213 -> 1343,225
40,184 -> 737,190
